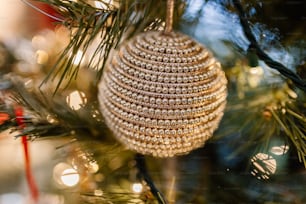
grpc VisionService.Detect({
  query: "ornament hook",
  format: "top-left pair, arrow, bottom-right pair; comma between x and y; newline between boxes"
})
165,0 -> 175,33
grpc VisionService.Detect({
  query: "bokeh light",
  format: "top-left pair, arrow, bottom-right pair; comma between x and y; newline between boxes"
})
66,90 -> 87,110
53,162 -> 80,188
250,153 -> 277,180
60,168 -> 80,187
132,183 -> 143,193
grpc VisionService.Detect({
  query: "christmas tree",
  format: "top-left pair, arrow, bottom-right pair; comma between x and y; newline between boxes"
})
0,0 -> 305,203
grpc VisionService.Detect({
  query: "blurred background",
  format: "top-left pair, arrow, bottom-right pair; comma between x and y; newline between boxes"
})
0,0 -> 305,203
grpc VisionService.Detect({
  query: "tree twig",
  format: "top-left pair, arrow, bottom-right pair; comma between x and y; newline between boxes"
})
135,154 -> 167,204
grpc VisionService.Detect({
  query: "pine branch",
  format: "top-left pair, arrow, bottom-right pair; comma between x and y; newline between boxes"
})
34,0 -> 185,93
135,154 -> 167,204
0,75 -> 106,140
217,84 -> 306,167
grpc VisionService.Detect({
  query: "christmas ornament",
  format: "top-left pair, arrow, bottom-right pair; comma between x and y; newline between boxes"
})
98,0 -> 227,157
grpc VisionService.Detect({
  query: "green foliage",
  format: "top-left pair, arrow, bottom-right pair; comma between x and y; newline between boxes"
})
36,0 -> 185,93
217,84 -> 306,167
0,75 -> 108,140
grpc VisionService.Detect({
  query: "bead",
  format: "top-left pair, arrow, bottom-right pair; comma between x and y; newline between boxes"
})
144,96 -> 149,103
175,87 -> 181,94
177,77 -> 182,83
150,97 -> 156,104
169,99 -> 175,105
159,47 -> 165,53
170,76 -> 176,83
155,109 -> 161,115
169,87 -> 175,94
162,109 -> 167,115
168,110 -> 174,115
171,67 -> 177,72
145,74 -> 151,80
158,76 -> 163,82
139,73 -> 145,79
165,66 -> 171,72
158,120 -> 164,126
162,87 -> 168,94
144,84 -> 150,91
156,98 -> 162,104
162,98 -> 168,105
156,86 -> 162,93
152,65 -> 158,71
152,119 -> 157,125
163,57 -> 169,63
146,64 -> 152,70
164,77 -> 170,83
151,75 -> 157,81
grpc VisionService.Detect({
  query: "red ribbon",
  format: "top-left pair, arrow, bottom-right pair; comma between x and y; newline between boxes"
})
15,107 -> 39,202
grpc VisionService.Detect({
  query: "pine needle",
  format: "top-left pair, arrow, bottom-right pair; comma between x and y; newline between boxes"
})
36,0 -> 184,93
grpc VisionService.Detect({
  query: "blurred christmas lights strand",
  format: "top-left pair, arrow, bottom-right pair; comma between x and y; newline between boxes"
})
233,0 -> 306,92
135,154 -> 167,204
21,0 -> 64,22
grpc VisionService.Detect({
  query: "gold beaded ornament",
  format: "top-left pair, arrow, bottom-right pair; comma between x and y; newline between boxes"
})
98,0 -> 227,157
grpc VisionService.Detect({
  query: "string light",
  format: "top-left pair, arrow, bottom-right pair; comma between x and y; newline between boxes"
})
53,163 -> 80,188
72,50 -> 85,66
250,153 -> 277,180
247,66 -> 263,88
94,1 -> 108,9
94,189 -> 103,196
270,145 -> 289,156
0,193 -> 24,204
88,161 -> 99,173
32,35 -> 47,50
35,50 -> 49,65
94,0 -> 119,9
132,183 -> 143,193
60,168 -> 80,187
66,90 -> 87,110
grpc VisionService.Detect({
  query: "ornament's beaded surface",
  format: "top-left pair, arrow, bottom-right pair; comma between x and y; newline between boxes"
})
98,31 -> 227,157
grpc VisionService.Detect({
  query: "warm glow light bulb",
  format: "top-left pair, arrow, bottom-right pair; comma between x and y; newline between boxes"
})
88,161 -> 99,173
250,153 -> 277,180
72,50 -> 85,66
94,1 -> 107,9
66,90 -> 87,110
94,189 -> 103,196
132,183 -> 143,193
94,0 -> 119,9
270,145 -> 289,156
247,66 -> 264,88
60,168 -> 80,187
35,50 -> 49,64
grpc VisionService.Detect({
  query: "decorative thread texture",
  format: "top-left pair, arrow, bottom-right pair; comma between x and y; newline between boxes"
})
98,31 -> 227,157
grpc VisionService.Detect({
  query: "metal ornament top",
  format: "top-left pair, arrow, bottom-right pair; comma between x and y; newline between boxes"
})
98,30 -> 227,157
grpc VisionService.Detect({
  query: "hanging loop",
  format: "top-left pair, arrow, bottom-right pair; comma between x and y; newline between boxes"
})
165,0 -> 175,33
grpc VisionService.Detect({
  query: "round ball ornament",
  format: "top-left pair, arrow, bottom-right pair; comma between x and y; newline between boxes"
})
98,30 -> 227,157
